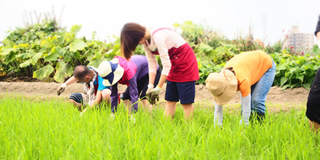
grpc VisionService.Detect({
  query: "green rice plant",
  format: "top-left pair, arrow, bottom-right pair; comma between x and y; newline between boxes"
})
0,96 -> 319,159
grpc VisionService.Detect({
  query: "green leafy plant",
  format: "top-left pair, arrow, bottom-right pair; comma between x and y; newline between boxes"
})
0,20 -> 119,82
271,52 -> 320,89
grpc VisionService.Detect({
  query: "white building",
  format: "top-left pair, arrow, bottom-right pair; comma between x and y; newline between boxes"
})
284,26 -> 314,53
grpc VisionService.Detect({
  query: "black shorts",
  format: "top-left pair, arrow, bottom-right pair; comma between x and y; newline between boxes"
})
122,68 -> 161,100
165,80 -> 195,104
306,68 -> 320,124
69,93 -> 83,104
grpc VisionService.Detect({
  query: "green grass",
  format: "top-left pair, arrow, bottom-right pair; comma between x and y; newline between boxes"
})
0,96 -> 319,160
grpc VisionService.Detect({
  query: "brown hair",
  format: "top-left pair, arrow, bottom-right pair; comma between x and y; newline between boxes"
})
120,23 -> 146,59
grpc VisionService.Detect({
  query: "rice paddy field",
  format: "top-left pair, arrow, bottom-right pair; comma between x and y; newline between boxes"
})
0,96 -> 319,160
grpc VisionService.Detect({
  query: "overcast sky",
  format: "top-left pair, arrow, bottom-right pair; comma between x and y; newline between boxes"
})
0,0 -> 319,44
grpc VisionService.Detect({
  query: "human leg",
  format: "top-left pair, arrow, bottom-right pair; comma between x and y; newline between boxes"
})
137,74 -> 151,111
121,86 -> 132,112
164,81 -> 179,119
309,120 -> 320,133
102,89 -> 111,104
177,81 -> 196,120
69,93 -> 84,111
182,103 -> 193,121
165,101 -> 177,119
251,61 -> 276,117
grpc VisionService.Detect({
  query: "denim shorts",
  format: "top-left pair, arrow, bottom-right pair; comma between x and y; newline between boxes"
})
165,80 -> 195,104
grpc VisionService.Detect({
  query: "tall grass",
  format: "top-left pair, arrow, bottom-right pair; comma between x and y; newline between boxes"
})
0,97 -> 319,159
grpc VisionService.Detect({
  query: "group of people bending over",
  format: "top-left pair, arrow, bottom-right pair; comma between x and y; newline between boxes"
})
55,18 -> 320,132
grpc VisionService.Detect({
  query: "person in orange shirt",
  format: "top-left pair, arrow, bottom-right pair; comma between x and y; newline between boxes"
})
206,50 -> 276,126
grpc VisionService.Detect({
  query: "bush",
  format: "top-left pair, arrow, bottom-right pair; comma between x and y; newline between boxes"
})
0,20 -> 119,82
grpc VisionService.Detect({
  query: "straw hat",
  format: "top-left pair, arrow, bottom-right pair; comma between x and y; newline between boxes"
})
98,58 -> 124,86
205,69 -> 238,106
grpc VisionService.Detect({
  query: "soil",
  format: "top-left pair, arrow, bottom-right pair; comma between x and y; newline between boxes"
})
0,81 -> 309,105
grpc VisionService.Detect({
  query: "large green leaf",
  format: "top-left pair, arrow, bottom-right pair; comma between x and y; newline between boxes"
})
69,40 -> 87,52
2,39 -> 15,47
70,25 -> 82,34
33,65 -> 54,80
54,62 -> 73,82
45,47 -> 61,62
0,48 -> 14,56
312,45 -> 320,55
303,83 -> 311,89
280,77 -> 288,86
106,44 -> 120,54
296,75 -> 304,83
40,38 -> 53,49
4,51 -> 18,64
86,50 -> 95,60
276,65 -> 286,71
15,51 -> 34,59
88,58 -> 104,68
18,52 -> 42,67
31,52 -> 43,65
19,59 -> 32,68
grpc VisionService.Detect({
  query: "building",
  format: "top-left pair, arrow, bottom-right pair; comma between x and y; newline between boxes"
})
284,26 -> 314,53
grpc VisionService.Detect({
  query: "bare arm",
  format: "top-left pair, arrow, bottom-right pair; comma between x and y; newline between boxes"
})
148,72 -> 165,87
149,72 -> 156,85
157,75 -> 167,89
81,91 -> 102,114
64,76 -> 78,85
89,90 -> 102,107
57,76 -> 78,95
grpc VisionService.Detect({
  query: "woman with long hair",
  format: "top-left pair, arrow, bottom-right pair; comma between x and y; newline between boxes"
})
120,23 -> 199,120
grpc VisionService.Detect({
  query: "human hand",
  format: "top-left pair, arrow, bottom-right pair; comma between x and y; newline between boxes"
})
57,83 -> 67,95
146,84 -> 154,95
148,93 -> 159,105
146,85 -> 161,105
88,100 -> 95,108
80,108 -> 87,116
149,86 -> 161,96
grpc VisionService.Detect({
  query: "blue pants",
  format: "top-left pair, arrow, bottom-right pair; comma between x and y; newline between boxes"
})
249,61 -> 276,114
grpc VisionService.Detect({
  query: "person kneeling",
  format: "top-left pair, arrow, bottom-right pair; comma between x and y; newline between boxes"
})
57,65 -> 111,111
98,55 -> 161,114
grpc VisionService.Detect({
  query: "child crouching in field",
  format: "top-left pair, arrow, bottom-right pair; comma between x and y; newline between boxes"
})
98,55 -> 161,113
56,65 -> 111,111
206,50 -> 276,126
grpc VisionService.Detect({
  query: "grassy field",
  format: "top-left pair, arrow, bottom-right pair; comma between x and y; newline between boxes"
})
0,96 -> 319,159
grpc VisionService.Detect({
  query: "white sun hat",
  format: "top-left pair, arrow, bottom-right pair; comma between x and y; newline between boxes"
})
205,69 -> 238,106
98,58 -> 124,86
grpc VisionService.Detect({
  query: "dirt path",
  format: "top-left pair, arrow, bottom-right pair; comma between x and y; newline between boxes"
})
0,82 -> 309,105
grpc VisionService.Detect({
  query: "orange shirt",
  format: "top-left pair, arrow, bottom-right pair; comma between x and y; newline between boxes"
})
224,50 -> 273,97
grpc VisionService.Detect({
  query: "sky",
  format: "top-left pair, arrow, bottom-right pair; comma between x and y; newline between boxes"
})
0,0 -> 319,44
